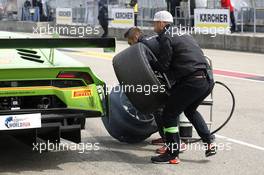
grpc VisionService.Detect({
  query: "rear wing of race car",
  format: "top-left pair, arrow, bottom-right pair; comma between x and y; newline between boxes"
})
0,38 -> 115,50
0,38 -> 116,64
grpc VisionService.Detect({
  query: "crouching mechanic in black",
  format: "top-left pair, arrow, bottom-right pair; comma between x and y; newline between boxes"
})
151,11 -> 217,164
124,27 -> 188,154
124,27 -> 165,144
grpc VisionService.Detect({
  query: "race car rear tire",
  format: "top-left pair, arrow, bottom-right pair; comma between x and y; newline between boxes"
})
102,87 -> 158,143
113,43 -> 168,114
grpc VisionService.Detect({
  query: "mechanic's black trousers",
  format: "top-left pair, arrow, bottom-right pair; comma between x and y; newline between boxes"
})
162,76 -> 215,157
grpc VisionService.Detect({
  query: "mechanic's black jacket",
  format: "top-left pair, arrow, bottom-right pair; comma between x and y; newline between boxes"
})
157,25 -> 209,81
138,35 -> 160,58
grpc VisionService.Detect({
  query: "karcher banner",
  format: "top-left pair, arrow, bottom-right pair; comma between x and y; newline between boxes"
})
56,8 -> 72,25
110,8 -> 134,28
194,9 -> 230,34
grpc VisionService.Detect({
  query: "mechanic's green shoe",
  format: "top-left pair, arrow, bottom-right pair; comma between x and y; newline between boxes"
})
151,153 -> 180,164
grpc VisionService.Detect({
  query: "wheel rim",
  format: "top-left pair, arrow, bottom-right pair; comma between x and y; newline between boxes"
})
120,92 -> 154,122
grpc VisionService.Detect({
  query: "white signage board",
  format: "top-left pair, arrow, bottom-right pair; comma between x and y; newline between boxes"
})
194,9 -> 230,34
56,8 -> 72,25
110,8 -> 134,28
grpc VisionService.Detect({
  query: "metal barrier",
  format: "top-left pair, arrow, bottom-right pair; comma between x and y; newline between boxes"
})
137,0 -> 166,28
16,0 -> 262,33
72,7 -> 86,24
254,7 -> 264,33
138,7 -> 166,28
62,6 -> 98,26
206,0 -> 221,9
174,1 -> 192,27
238,6 -> 264,33
239,7 -> 251,33
136,0 -> 264,33
21,7 -> 40,22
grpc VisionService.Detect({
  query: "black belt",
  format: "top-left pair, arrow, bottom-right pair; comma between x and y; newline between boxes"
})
191,70 -> 207,79
178,70 -> 207,83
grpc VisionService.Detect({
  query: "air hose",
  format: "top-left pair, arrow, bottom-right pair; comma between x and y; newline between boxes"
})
187,81 -> 236,143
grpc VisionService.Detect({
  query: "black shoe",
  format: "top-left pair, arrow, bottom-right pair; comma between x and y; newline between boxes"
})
151,152 -> 180,164
205,143 -> 217,157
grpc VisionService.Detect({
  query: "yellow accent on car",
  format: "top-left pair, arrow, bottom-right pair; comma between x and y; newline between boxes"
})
72,89 -> 92,98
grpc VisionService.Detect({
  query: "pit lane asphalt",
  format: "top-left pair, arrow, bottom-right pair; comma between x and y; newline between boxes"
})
0,41 -> 263,175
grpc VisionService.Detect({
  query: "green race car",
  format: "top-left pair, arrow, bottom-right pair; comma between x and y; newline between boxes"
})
0,32 -> 115,144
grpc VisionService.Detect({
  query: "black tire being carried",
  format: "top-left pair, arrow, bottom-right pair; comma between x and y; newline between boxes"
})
113,43 -> 168,114
102,87 -> 158,143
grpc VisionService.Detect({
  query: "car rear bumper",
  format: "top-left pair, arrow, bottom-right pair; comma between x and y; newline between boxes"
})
0,108 -> 103,143
0,108 -> 102,120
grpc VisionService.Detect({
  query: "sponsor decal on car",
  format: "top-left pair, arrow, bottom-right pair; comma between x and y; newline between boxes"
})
5,116 -> 30,128
0,113 -> 41,130
72,89 -> 92,98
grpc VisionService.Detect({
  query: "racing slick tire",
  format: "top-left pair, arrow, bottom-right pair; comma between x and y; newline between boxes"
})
113,43 -> 169,114
102,87 -> 158,143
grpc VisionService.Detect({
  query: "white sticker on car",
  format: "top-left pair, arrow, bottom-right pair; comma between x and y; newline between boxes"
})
0,113 -> 41,130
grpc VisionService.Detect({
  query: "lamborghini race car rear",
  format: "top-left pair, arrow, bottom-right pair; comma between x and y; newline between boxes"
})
0,37 -> 115,144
